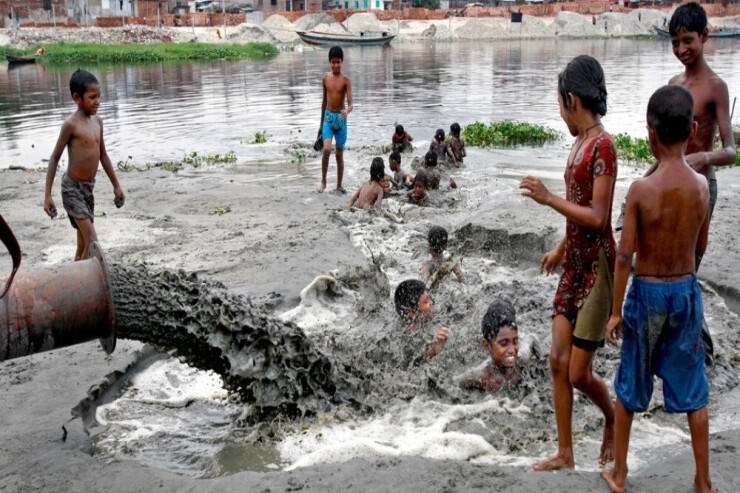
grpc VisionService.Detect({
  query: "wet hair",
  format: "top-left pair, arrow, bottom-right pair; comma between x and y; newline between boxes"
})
428,226 -> 448,255
647,85 -> 694,145
434,128 -> 445,141
558,55 -> 607,116
394,279 -> 427,320
395,124 -> 404,135
424,151 -> 438,168
669,2 -> 707,36
370,157 -> 385,182
413,170 -> 428,188
450,122 -> 461,137
389,151 -> 401,165
328,46 -> 344,60
481,299 -> 517,343
69,69 -> 99,98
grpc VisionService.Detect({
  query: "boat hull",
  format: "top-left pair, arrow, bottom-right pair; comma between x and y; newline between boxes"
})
655,26 -> 740,38
297,31 -> 395,47
6,55 -> 37,65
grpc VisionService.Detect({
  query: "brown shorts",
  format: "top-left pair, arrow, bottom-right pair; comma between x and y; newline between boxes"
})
61,173 -> 95,230
572,249 -> 613,350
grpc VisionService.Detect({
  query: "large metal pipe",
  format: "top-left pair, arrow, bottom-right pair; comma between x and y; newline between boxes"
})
0,222 -> 116,361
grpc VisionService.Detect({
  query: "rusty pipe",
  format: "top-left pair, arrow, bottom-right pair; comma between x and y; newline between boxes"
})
0,242 -> 116,362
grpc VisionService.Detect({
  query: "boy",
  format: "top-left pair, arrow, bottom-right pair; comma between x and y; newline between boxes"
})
429,128 -> 454,165
348,157 -> 385,210
44,69 -> 125,261
448,122 -> 466,166
388,151 -> 413,190
601,85 -> 711,493
391,124 -> 413,153
394,279 -> 450,359
317,46 -> 353,194
423,151 -> 458,191
421,225 -> 464,285
408,171 -> 429,206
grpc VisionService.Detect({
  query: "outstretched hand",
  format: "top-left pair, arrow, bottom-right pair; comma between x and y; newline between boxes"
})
519,176 -> 551,205
605,314 -> 622,347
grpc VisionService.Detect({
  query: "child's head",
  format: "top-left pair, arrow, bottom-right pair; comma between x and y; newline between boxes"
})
558,55 -> 607,124
450,122 -> 461,137
424,151 -> 438,169
394,279 -> 433,323
389,151 -> 401,171
395,124 -> 405,136
413,170 -> 428,193
69,69 -> 99,99
428,225 -> 448,255
669,2 -> 707,37
381,174 -> 391,194
647,85 -> 694,146
434,128 -> 445,142
370,157 -> 385,182
328,45 -> 344,61
481,299 -> 519,369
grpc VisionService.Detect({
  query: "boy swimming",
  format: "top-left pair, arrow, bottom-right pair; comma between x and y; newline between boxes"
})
348,157 -> 385,210
394,279 -> 450,360
421,225 -> 464,285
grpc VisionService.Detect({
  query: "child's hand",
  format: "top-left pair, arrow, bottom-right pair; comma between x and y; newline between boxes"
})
428,327 -> 451,358
44,197 -> 57,218
605,315 -> 622,346
449,177 -> 457,189
114,188 -> 125,208
540,248 -> 564,275
519,176 -> 552,205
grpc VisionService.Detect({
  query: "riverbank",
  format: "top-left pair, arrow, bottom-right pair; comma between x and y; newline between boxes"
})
2,9 -> 740,50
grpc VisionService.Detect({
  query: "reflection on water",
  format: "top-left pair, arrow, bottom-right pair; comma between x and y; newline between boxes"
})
2,38 -> 738,170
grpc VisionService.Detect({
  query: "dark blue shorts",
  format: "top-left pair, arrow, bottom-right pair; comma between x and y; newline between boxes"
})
321,110 -> 347,150
615,275 -> 708,413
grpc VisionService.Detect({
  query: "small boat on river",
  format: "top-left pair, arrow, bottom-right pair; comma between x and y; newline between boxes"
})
296,30 -> 395,47
655,26 -> 740,38
6,54 -> 38,65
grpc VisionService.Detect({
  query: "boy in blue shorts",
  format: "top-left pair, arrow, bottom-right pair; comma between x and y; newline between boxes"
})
317,45 -> 353,194
601,85 -> 711,493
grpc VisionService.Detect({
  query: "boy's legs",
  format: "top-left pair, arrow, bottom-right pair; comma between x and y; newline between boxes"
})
600,398 -> 634,493
335,147 -> 344,192
688,407 -> 712,493
533,314 -> 575,470
73,218 -> 97,261
318,138 -> 333,193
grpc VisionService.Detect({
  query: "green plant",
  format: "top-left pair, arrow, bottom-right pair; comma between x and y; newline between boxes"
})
292,151 -> 306,164
254,131 -> 267,144
462,121 -> 560,147
209,206 -> 231,216
613,133 -> 653,165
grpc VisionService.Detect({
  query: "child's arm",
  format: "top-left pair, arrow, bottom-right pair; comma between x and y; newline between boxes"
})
541,236 -> 566,275
686,80 -> 737,171
342,76 -> 353,119
373,185 -> 383,209
606,185 -> 638,346
461,140 -> 466,158
452,262 -> 464,282
426,327 -> 450,359
97,118 -> 125,206
407,132 -> 413,142
696,197 -> 710,263
318,75 -> 327,137
44,121 -> 73,218
348,188 -> 361,209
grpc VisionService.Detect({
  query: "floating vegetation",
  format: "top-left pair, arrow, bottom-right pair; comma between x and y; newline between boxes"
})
613,133 -> 653,165
114,151 -> 236,173
182,150 -> 237,168
5,42 -> 278,65
292,151 -> 306,164
462,121 -> 560,147
117,155 -> 150,172
209,206 -> 231,216
253,131 -> 268,144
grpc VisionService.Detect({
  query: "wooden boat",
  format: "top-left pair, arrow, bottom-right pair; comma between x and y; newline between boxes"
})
6,54 -> 38,65
655,26 -> 740,38
296,30 -> 395,47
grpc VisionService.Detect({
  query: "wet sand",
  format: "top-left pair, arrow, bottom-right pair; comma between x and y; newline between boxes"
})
1,161 -> 740,492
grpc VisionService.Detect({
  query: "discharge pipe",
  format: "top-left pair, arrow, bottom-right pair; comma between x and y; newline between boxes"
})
0,214 -> 116,362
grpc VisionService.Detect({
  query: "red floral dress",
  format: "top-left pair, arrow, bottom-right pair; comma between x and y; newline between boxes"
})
553,131 -> 617,323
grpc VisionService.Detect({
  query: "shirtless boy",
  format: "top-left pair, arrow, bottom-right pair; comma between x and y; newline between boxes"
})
317,46 -> 353,194
601,85 -> 712,493
44,69 -> 125,261
421,225 -> 464,284
394,279 -> 450,360
348,157 -> 385,210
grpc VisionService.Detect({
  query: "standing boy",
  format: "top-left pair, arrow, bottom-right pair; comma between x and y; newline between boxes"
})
44,69 -> 125,261
601,85 -> 711,493
317,46 -> 353,194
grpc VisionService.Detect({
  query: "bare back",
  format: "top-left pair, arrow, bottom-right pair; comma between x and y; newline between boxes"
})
628,159 -> 709,277
349,182 -> 383,210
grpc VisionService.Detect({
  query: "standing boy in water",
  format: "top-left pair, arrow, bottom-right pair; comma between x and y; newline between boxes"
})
520,55 -> 616,471
317,46 -> 353,194
44,69 -> 125,261
602,85 -> 711,493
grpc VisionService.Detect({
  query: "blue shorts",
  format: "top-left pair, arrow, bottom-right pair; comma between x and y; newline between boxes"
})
321,110 -> 347,150
615,275 -> 708,413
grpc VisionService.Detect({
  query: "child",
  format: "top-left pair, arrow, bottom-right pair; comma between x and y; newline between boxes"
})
424,151 -> 458,190
421,225 -> 464,285
391,124 -> 413,153
519,55 -> 616,471
447,122 -> 466,166
317,46 -> 353,194
348,157 -> 385,210
394,279 -> 450,359
380,174 -> 392,197
408,170 -> 429,206
429,128 -> 452,165
601,85 -> 712,493
457,299 -> 519,392
44,69 -> 125,261
388,151 -> 413,190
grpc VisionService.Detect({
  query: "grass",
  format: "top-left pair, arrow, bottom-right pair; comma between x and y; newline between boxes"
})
462,121 -> 560,147
613,133 -> 653,165
116,150 -> 237,173
243,131 -> 268,144
2,42 -> 278,65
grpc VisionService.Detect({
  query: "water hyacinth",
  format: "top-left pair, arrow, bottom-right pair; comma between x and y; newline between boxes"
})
462,121 -> 560,147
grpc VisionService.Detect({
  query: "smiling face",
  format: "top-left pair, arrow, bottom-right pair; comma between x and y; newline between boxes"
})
671,27 -> 706,68
329,57 -> 343,75
483,325 -> 518,369
74,83 -> 101,116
